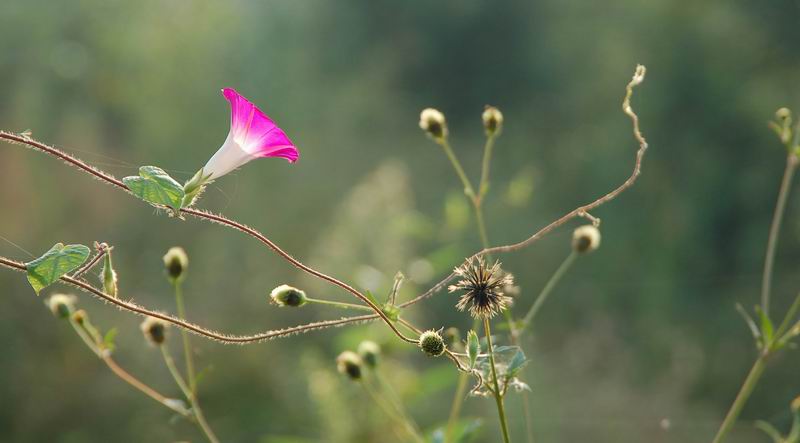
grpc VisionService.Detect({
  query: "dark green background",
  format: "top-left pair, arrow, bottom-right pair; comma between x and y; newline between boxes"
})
1,1 -> 799,442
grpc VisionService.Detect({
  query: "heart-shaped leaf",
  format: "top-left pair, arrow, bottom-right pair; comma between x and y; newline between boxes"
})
26,243 -> 90,295
123,166 -> 185,211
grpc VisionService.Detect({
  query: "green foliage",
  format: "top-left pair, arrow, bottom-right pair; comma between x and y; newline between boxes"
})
467,330 -> 480,369
25,243 -> 90,295
123,166 -> 185,212
103,327 -> 118,353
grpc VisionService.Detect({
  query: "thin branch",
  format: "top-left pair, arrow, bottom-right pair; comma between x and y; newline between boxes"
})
0,131 -> 415,344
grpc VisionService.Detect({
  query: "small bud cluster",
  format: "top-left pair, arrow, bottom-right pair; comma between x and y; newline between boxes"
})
46,293 -> 76,319
572,225 -> 601,254
357,341 -> 380,369
419,329 -> 446,357
270,284 -> 308,307
140,316 -> 168,346
336,351 -> 363,380
482,106 -> 503,136
419,108 -> 448,140
163,247 -> 189,282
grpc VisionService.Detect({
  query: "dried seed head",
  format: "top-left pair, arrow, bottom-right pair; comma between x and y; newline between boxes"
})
572,225 -> 601,254
140,316 -> 168,346
46,293 -> 76,319
419,108 -> 448,140
163,247 -> 188,282
449,257 -> 514,319
357,341 -> 381,368
270,284 -> 308,307
336,351 -> 363,380
482,105 -> 503,136
419,329 -> 446,357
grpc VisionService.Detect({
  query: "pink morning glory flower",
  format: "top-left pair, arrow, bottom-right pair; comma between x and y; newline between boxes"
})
202,88 -> 299,180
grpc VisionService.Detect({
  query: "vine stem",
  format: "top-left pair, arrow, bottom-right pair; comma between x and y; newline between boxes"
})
0,130 -> 415,345
761,153 -> 798,316
484,317 -> 511,443
711,354 -> 768,443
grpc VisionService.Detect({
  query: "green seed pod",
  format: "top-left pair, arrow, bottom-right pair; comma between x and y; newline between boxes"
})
140,316 -> 168,346
46,293 -> 76,319
419,329 -> 446,357
336,351 -> 363,380
572,225 -> 601,254
163,247 -> 189,282
357,341 -> 381,369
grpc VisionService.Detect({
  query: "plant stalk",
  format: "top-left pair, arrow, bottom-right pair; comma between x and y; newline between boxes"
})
484,318 -> 511,443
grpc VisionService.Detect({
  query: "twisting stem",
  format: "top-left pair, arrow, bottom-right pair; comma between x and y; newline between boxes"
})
484,318 -> 511,443
712,354 -> 769,443
761,153 -> 798,316
173,281 -> 197,393
161,346 -> 220,443
520,251 -> 578,331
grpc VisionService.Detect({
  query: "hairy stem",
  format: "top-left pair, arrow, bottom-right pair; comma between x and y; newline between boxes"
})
484,318 -> 511,443
761,154 -> 798,316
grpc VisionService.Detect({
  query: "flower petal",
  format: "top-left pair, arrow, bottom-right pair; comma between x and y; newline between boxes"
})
221,88 -> 298,162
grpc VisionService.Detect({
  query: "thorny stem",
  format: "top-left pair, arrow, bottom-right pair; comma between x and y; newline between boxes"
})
520,251 -> 578,332
761,153 -> 798,316
0,65 -> 649,346
484,317 -> 511,443
173,281 -> 197,393
161,345 -> 220,443
712,353 -> 769,443
71,242 -> 108,279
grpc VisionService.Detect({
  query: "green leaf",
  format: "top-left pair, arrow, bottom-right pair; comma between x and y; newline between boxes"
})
756,306 -> 775,345
123,166 -> 185,211
364,289 -> 379,307
467,330 -> 480,369
25,243 -> 90,295
507,349 -> 528,378
103,327 -> 118,353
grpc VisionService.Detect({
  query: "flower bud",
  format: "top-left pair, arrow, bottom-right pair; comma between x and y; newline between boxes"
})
140,316 -> 168,346
336,351 -> 363,380
357,341 -> 380,368
482,106 -> 503,136
419,329 -> 446,357
46,293 -> 76,319
776,107 -> 792,121
72,309 -> 88,325
572,225 -> 601,254
270,284 -> 308,307
163,247 -> 188,282
419,108 -> 448,140
792,395 -> 800,412
101,251 -> 118,298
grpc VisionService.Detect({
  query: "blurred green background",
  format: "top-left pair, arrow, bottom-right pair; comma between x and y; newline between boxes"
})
2,1 -> 800,442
